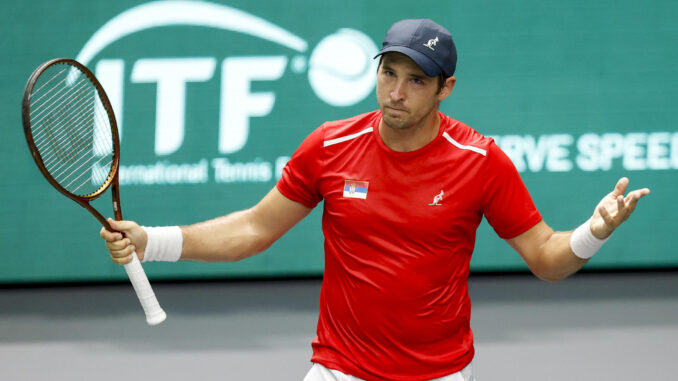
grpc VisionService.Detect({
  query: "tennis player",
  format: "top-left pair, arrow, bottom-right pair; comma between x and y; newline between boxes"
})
101,19 -> 650,381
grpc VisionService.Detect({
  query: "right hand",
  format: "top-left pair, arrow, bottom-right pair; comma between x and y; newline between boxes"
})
99,218 -> 147,265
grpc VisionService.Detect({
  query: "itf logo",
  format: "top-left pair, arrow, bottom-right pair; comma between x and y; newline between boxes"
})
76,0 -> 378,156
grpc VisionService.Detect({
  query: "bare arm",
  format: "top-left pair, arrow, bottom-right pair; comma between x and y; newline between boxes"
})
101,187 -> 312,264
507,177 -> 650,282
181,187 -> 312,262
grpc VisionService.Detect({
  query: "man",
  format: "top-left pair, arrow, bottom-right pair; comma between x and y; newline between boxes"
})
101,19 -> 650,380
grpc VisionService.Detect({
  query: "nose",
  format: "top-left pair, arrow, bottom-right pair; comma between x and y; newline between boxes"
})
390,79 -> 406,102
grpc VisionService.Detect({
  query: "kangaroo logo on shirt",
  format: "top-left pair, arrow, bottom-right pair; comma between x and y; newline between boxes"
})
429,190 -> 444,206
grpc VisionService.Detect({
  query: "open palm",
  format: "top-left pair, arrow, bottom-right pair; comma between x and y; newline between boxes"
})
590,177 -> 650,239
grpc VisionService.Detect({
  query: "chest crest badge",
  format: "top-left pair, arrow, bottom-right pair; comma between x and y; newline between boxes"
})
343,180 -> 369,199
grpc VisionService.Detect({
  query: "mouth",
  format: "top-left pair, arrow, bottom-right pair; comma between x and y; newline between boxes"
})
384,105 -> 407,114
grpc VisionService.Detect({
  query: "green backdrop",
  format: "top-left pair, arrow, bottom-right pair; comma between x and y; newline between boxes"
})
1,0 -> 676,283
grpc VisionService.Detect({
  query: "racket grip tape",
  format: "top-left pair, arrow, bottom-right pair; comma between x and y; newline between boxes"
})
123,253 -> 167,325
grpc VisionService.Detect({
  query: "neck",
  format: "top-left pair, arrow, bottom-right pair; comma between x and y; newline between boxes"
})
379,111 -> 441,152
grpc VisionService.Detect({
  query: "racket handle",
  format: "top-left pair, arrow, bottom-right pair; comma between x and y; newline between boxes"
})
123,252 -> 167,326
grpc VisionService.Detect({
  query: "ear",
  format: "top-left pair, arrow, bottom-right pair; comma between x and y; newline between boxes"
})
437,76 -> 456,101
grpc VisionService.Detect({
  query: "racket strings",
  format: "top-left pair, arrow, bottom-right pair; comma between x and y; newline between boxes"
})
47,105 -> 112,181
31,77 -> 92,155
31,78 -> 93,143
36,97 -> 97,168
38,96 -> 100,168
28,63 -> 115,197
48,133 -> 104,183
63,156 -> 113,193
30,66 -> 69,101
41,108 -> 114,194
30,76 -> 89,126
34,90 -> 108,171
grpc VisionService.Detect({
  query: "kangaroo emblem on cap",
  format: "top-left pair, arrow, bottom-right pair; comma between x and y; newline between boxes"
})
423,36 -> 439,51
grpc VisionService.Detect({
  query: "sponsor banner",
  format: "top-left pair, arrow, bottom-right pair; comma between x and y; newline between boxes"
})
1,0 -> 676,282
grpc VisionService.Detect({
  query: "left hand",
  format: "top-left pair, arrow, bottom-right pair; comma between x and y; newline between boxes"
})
590,177 -> 650,239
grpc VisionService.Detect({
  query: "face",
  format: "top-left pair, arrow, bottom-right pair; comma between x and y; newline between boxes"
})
376,52 -> 454,131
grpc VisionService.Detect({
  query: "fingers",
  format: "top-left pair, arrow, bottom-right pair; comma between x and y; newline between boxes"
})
99,218 -> 142,265
105,236 -> 134,252
627,187 -> 651,201
616,194 -> 625,215
107,239 -> 136,265
592,179 -> 650,238
107,218 -> 141,235
597,204 -> 614,225
599,195 -> 632,225
611,177 -> 629,198
99,226 -> 122,242
622,187 -> 651,220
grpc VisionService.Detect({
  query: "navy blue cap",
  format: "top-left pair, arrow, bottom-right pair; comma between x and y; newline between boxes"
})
375,19 -> 457,77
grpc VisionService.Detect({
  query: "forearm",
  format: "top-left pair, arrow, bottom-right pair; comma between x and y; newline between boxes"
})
529,230 -> 589,282
175,187 -> 311,263
179,208 -> 273,262
508,221 -> 589,282
123,188 -> 307,265
507,178 -> 648,282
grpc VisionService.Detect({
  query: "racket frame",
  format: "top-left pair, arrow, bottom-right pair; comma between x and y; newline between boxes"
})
22,57 -> 121,230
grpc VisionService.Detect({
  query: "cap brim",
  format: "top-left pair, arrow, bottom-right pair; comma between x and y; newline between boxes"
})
374,46 -> 442,77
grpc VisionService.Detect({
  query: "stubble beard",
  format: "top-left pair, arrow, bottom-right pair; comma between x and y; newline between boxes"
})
381,102 -> 438,131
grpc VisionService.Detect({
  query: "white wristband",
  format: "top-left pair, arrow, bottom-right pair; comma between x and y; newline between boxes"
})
570,218 -> 610,259
141,226 -> 183,262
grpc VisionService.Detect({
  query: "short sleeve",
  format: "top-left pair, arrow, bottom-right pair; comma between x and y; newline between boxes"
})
276,125 -> 325,209
481,142 -> 542,239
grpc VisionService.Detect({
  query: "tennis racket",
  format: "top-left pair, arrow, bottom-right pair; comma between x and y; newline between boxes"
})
22,58 -> 166,326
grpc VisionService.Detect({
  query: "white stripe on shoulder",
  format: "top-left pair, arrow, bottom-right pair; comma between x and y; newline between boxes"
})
442,132 -> 487,156
323,127 -> 373,147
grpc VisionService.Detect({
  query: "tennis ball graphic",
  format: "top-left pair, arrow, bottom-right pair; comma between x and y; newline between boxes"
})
308,28 -> 378,107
